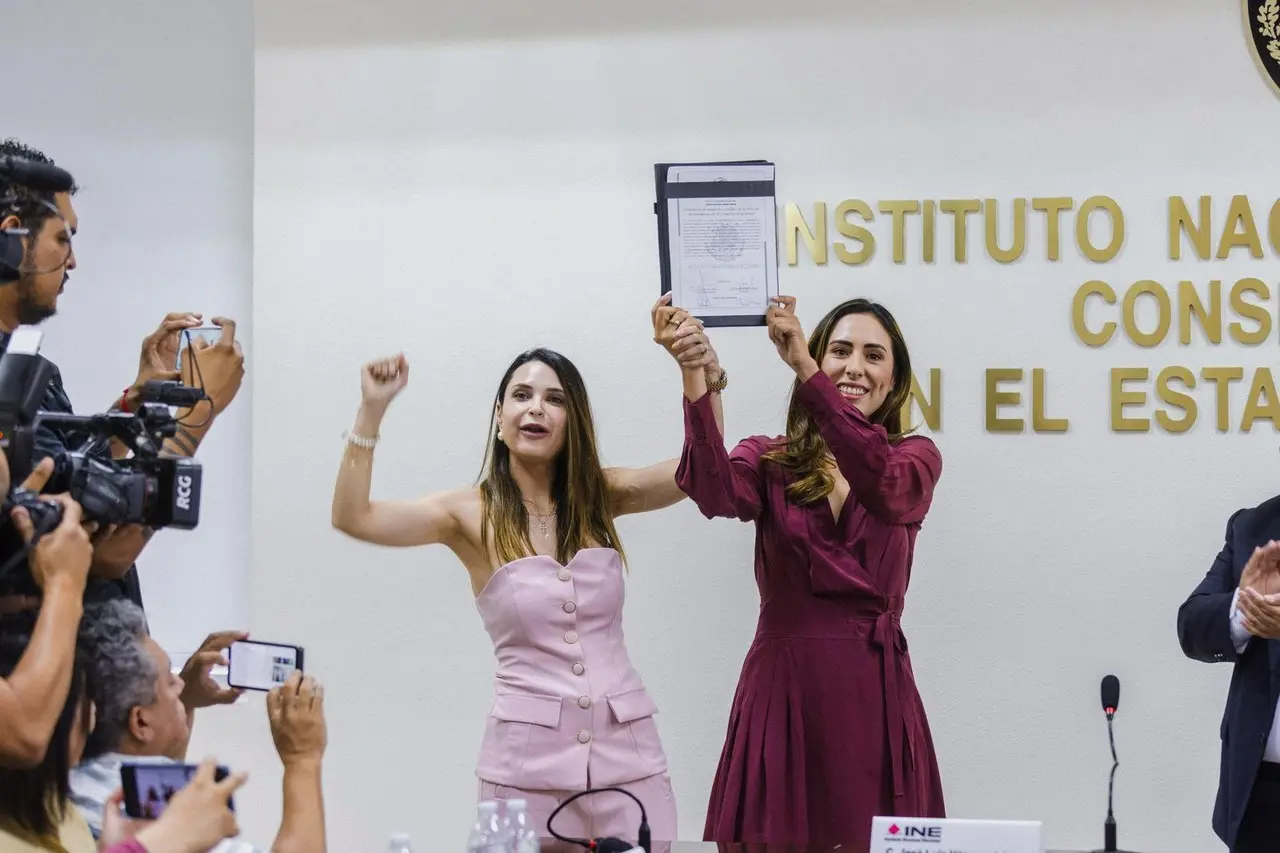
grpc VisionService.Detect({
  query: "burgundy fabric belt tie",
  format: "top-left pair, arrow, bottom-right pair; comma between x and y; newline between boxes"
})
871,609 -> 907,800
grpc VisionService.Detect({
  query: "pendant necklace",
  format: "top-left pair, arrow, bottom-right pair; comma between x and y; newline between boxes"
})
525,501 -> 557,539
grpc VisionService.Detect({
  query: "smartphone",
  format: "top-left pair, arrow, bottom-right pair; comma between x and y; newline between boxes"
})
227,639 -> 305,691
175,326 -> 220,370
121,761 -> 233,819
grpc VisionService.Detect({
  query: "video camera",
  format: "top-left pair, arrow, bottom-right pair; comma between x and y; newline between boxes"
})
0,327 -> 204,583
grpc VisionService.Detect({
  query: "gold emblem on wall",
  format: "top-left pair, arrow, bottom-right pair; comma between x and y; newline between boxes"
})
1245,0 -> 1280,97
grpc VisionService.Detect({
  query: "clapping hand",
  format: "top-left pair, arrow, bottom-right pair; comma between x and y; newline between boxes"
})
1239,541 -> 1280,639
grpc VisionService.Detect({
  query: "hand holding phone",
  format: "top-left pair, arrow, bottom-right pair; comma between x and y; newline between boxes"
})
175,326 -> 221,371
121,760 -> 234,820
108,758 -> 246,852
227,639 -> 304,692
267,670 -> 328,766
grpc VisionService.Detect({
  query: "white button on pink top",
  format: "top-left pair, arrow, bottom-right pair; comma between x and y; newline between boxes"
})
578,730 -> 591,743
557,568 -> 571,581
578,695 -> 591,709
563,601 -> 577,613
564,630 -> 578,644
572,662 -> 585,675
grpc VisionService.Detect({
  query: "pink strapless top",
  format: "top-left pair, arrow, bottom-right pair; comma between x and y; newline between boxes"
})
473,548 -> 668,789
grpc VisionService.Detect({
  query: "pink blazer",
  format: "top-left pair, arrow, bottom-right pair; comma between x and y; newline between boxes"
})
474,548 -> 669,790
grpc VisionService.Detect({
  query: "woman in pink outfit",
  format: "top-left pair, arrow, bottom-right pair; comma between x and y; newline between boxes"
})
654,295 -> 946,845
331,299 -> 720,842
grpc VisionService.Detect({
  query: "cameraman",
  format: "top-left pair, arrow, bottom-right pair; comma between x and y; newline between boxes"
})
0,451 -> 95,767
0,138 -> 245,609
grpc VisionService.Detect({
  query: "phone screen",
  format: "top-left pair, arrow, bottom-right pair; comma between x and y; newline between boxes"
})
175,326 -> 220,370
121,762 -> 232,819
227,639 -> 304,691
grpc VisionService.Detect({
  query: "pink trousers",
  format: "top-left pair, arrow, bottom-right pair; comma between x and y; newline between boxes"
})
478,772 -> 678,846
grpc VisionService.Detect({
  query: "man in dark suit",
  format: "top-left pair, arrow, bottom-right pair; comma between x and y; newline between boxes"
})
1178,497 -> 1280,853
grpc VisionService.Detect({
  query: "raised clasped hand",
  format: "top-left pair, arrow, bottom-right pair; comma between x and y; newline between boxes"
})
650,293 -> 717,373
766,295 -> 814,373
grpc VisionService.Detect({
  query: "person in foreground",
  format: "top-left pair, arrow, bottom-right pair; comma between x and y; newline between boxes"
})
656,294 -> 946,844
0,458 -> 95,768
331,314 -> 716,841
69,599 -> 328,853
1177,501 -> 1280,852
0,138 -> 246,613
0,618 -> 245,852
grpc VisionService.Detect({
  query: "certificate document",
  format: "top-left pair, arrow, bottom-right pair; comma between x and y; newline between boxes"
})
659,162 -> 779,327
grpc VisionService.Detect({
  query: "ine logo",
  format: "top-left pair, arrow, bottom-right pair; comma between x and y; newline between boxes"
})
175,474 -> 193,511
1244,1 -> 1280,98
883,822 -> 943,843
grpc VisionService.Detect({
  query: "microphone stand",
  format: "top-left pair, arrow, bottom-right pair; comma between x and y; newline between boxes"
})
1092,710 -> 1138,853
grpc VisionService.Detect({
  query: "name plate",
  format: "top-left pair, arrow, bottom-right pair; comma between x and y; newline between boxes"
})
869,816 -> 1044,853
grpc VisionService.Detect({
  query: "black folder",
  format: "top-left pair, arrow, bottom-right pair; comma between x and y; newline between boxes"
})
653,160 -> 777,328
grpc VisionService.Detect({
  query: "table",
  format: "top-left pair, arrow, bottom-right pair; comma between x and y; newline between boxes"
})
537,842 -> 1085,852
538,845 -> 848,852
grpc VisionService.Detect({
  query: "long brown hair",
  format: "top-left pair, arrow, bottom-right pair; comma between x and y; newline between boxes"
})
477,349 -> 626,568
762,298 -> 916,506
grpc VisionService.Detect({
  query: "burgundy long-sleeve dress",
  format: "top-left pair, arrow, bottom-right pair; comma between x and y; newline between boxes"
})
676,369 -> 946,845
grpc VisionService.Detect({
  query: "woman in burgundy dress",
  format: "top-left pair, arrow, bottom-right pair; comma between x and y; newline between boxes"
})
653,294 -> 945,845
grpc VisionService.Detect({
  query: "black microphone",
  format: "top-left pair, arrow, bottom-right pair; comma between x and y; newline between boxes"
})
1101,673 -> 1119,718
0,155 -> 75,193
1093,674 -> 1139,853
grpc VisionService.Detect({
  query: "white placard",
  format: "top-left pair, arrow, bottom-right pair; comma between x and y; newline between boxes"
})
869,816 -> 1044,853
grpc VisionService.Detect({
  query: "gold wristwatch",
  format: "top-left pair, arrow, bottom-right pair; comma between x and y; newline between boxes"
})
707,368 -> 729,393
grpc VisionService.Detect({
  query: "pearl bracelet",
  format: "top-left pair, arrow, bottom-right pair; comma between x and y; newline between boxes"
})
343,429 -> 379,449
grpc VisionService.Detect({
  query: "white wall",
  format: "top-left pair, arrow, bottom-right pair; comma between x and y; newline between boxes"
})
4,3 -> 253,659
249,1 -> 1277,850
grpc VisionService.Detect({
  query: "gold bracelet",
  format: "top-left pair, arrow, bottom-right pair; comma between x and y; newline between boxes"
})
706,369 -> 729,393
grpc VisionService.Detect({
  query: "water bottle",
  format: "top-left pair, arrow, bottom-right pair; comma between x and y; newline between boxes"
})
389,832 -> 414,853
485,799 -> 513,852
467,801 -> 505,853
503,799 -> 540,853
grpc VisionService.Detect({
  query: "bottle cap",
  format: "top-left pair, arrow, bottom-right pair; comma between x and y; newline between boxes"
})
507,798 -> 528,810
478,800 -> 498,813
390,833 -> 411,843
